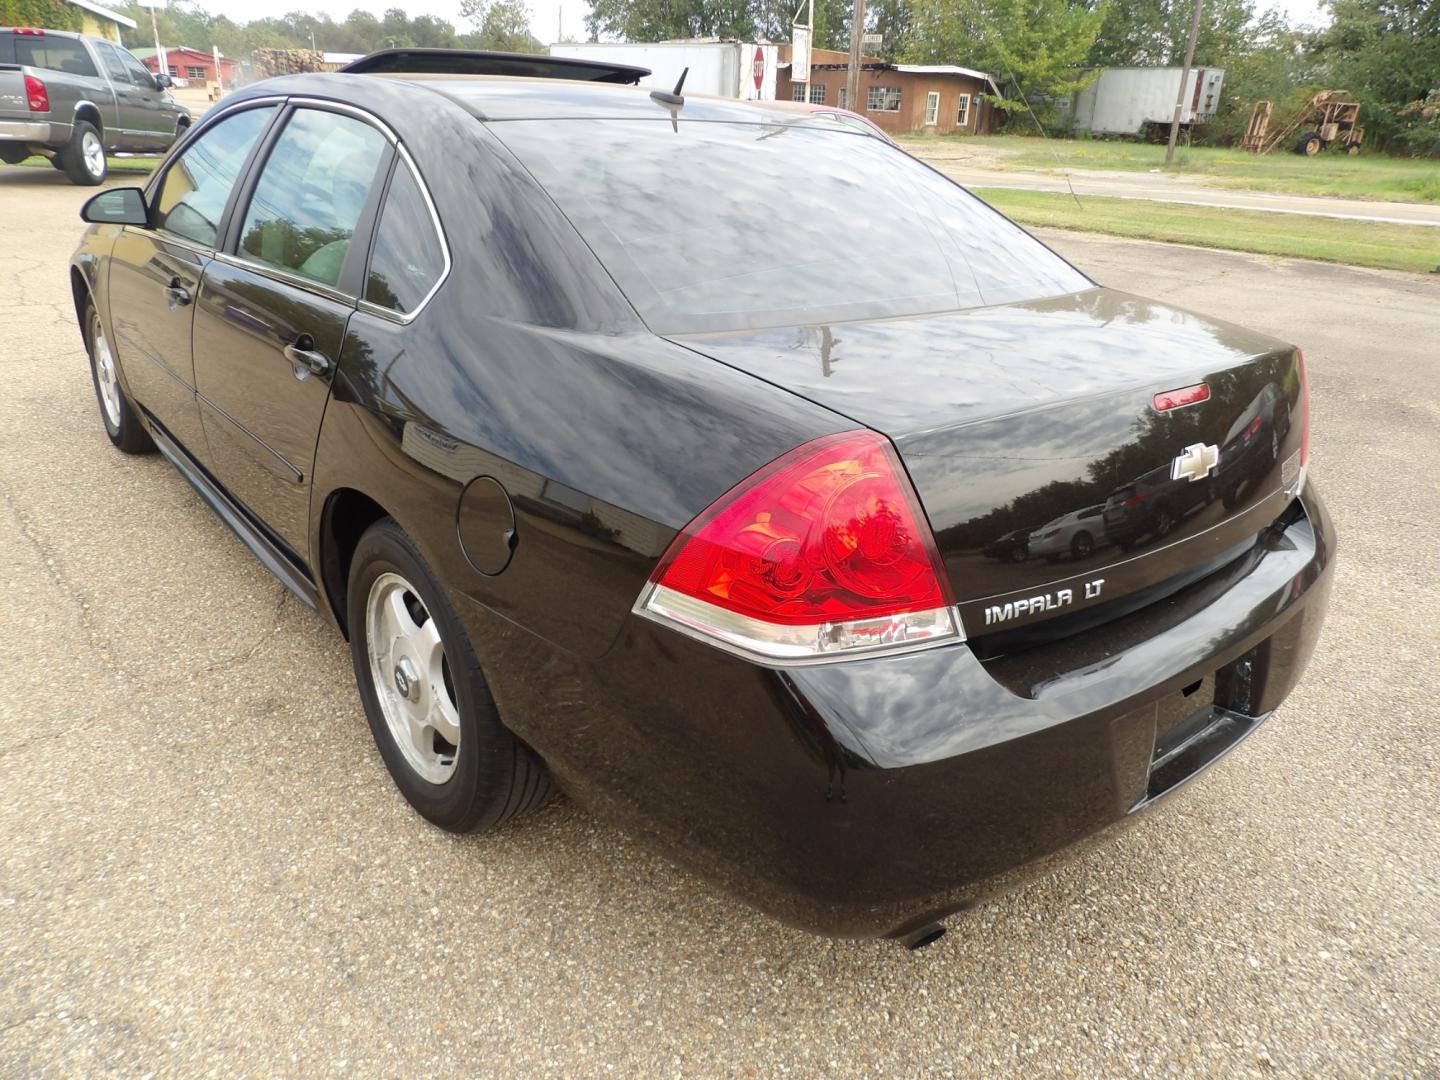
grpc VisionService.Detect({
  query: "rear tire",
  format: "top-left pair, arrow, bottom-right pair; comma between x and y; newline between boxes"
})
1296,132 -> 1323,156
348,518 -> 551,833
85,300 -> 154,454
1070,531 -> 1094,558
61,121 -> 106,185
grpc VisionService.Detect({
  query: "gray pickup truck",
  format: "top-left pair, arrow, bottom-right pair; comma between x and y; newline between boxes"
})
0,27 -> 190,185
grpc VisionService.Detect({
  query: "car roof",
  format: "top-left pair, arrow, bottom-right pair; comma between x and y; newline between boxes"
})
349,72 -> 816,125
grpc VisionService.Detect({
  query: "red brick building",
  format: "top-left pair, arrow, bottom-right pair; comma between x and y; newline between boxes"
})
777,46 -> 999,136
138,46 -> 236,88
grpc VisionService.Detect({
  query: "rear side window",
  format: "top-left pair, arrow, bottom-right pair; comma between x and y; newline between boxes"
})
363,160 -> 446,315
238,108 -> 388,288
95,42 -> 129,83
154,106 -> 275,248
494,119 -> 1089,334
13,35 -> 98,78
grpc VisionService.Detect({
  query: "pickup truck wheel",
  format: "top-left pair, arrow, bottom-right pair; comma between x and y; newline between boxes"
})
62,121 -> 107,186
85,301 -> 153,454
348,518 -> 552,833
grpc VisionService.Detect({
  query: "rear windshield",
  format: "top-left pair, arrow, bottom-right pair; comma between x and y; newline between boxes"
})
4,33 -> 98,78
493,118 -> 1089,334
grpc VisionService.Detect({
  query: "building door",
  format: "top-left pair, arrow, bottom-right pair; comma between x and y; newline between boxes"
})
924,91 -> 940,126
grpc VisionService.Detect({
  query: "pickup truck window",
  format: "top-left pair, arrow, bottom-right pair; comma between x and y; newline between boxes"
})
118,49 -> 155,88
154,106 -> 275,248
13,35 -> 98,79
96,41 -> 129,83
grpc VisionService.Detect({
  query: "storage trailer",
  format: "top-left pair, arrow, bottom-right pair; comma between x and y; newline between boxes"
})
1070,66 -> 1225,139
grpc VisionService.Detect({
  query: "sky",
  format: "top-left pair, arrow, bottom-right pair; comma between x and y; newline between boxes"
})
210,0 -> 1333,53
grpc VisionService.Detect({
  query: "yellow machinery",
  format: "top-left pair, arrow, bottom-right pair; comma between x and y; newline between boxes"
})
1242,91 -> 1364,155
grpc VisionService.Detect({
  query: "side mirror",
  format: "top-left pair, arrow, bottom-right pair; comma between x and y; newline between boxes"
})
155,73 -> 173,89
81,186 -> 148,226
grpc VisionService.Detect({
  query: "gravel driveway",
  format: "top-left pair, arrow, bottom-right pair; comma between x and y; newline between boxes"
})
1,166 -> 1436,1076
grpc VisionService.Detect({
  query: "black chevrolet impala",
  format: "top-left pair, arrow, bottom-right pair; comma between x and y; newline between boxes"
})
69,53 -> 1334,946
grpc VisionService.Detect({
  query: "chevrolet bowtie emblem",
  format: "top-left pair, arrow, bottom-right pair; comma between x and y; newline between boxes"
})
1171,442 -> 1220,483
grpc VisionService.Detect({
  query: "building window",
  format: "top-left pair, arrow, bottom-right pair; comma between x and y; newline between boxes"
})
167,66 -> 178,76
808,83 -> 825,104
924,91 -> 940,125
867,86 -> 901,113
791,81 -> 808,102
956,93 -> 971,127
838,87 -> 848,110
186,65 -> 206,80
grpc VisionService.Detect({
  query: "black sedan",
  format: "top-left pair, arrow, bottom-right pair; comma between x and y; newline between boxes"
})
68,54 -> 1334,946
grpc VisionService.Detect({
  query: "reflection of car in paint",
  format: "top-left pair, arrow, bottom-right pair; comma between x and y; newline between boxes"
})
982,525 -> 1035,562
1216,383 -> 1289,507
1104,463 -> 1214,551
1029,505 -> 1106,561
753,98 -> 899,144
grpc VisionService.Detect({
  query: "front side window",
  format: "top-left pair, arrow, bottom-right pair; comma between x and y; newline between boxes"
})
494,119 -> 1088,333
153,105 -> 275,247
13,35 -> 98,78
238,108 -> 388,288
364,159 -> 446,315
867,86 -> 901,112
119,48 -> 155,88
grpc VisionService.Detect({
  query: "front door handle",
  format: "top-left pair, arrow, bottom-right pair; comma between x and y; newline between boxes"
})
284,337 -> 332,378
163,279 -> 191,308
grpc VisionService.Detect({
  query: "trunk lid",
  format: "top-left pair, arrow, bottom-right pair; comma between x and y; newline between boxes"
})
669,288 -> 1305,637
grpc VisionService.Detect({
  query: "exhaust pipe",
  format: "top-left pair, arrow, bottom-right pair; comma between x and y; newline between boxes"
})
899,922 -> 946,950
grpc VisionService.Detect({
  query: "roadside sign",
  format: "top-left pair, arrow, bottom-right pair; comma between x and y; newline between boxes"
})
753,46 -> 764,91
792,26 -> 811,86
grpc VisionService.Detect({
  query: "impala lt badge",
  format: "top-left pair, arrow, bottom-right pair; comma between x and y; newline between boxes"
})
984,579 -> 1105,627
1171,442 -> 1220,483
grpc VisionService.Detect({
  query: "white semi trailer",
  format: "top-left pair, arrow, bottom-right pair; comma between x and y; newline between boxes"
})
549,39 -> 780,101
1070,66 -> 1226,138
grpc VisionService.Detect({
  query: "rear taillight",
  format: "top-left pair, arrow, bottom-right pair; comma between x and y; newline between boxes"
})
24,74 -> 49,112
14,27 -> 45,35
1124,492 -> 1147,507
635,430 -> 960,661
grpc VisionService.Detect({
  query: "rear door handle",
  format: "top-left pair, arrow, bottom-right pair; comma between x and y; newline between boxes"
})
163,279 -> 191,308
284,336 -> 332,378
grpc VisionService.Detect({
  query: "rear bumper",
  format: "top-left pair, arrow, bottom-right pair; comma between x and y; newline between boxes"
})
0,119 -> 57,144
463,485 -> 1335,939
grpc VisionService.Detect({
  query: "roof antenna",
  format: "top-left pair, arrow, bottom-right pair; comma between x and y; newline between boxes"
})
650,66 -> 688,107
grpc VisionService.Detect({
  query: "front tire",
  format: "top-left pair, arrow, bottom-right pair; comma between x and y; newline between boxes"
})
348,519 -> 550,833
85,301 -> 154,454
61,121 -> 107,185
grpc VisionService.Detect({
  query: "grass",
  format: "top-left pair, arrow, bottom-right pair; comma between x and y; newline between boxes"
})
902,133 -> 1440,205
975,187 -> 1440,275
17,154 -> 158,174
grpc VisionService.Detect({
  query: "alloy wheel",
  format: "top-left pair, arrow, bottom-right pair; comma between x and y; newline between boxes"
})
91,313 -> 122,429
365,571 -> 460,784
81,130 -> 104,179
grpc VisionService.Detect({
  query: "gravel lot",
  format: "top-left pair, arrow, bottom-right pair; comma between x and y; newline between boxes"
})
1,166 -> 1437,1077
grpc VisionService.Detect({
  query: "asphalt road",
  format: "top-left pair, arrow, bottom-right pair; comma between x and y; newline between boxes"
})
2,167 -> 1438,1076
906,143 -> 1440,227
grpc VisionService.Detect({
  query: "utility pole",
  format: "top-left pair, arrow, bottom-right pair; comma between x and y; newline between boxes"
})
845,0 -> 865,114
1165,0 -> 1204,165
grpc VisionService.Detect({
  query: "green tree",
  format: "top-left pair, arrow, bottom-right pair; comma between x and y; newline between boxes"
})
908,0 -> 1106,125
461,0 -> 544,53
1316,0 -> 1440,152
